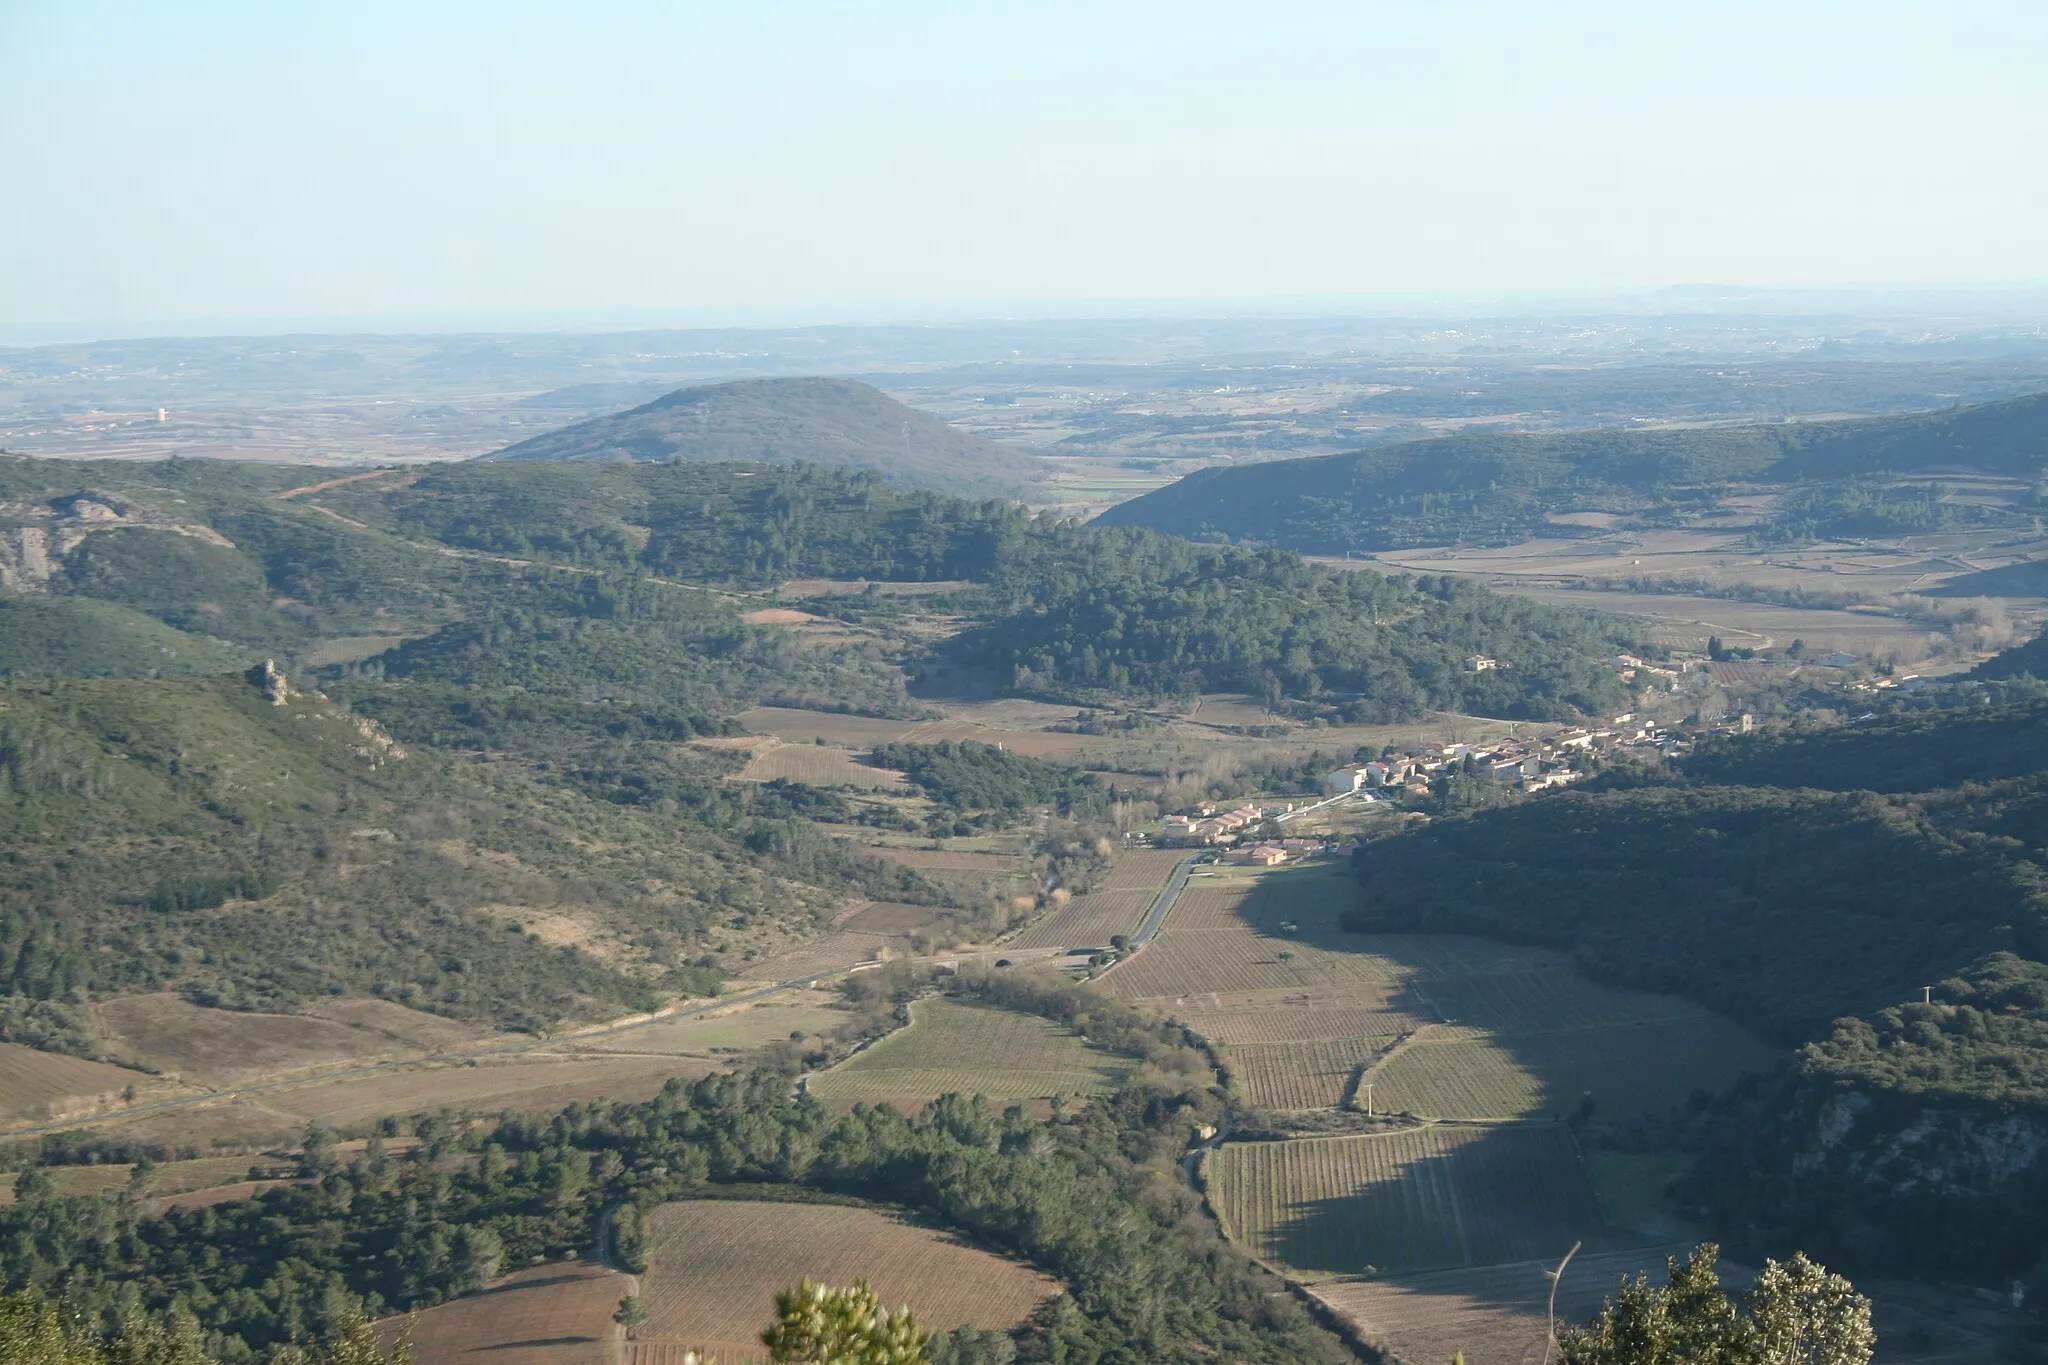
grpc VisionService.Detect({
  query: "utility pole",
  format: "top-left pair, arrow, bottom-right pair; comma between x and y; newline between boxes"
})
1362,1081 -> 1374,1117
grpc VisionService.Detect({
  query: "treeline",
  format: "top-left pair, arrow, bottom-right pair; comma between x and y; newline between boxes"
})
1095,390 -> 2048,552
872,741 -> 1116,828
1346,782 -> 2041,1043
1682,694 -> 2048,792
0,988 -> 1343,1365
947,528 -> 1635,720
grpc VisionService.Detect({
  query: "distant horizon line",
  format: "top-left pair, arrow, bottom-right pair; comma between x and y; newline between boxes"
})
7,279 -> 2048,348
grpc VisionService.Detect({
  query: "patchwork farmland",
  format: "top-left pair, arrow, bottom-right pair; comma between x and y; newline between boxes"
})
1085,859 -> 1784,1360
804,998 -> 1132,1111
633,1201 -> 1057,1364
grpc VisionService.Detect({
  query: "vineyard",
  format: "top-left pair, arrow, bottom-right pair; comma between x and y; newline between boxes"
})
1098,848 -> 1197,890
1416,966 -> 1709,1034
398,1261 -> 628,1365
633,1201 -> 1056,1363
1005,889 -> 1157,950
804,999 -> 1132,1111
1207,1126 -> 1609,1279
1223,1037 -> 1392,1111
1362,1016 -> 1781,1122
0,1041 -> 162,1127
1313,1245 -> 1694,1365
1181,998 -> 1433,1045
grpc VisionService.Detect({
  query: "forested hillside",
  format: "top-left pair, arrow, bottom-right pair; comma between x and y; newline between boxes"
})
1346,690 -> 2048,1281
943,529 -> 1635,719
0,451 -> 1637,1043
482,376 -> 1048,496
1098,389 -> 2048,550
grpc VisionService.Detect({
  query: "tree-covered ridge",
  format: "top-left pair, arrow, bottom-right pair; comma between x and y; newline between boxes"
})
949,531 -> 1637,719
0,673 -> 946,1028
1681,694 -> 2048,792
1346,783 -> 2042,1044
1971,624 -> 2048,682
1096,389 -> 2048,551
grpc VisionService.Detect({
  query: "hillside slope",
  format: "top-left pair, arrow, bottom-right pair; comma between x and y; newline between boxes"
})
1344,693 -> 2048,1283
1098,390 -> 2048,551
481,376 -> 1046,495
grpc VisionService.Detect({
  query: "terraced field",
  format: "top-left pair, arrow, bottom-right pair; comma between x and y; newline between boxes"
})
1362,1016 -> 1782,1122
1208,1126 -> 1610,1279
805,999 -> 1131,1111
633,1201 -> 1056,1364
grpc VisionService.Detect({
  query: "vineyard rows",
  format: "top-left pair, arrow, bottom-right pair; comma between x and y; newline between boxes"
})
1223,1037 -> 1395,1110
1209,1126 -> 1605,1279
636,1201 -> 1055,1362
1006,889 -> 1155,949
1417,966 -> 1709,1034
1365,1016 -> 1781,1122
806,999 -> 1131,1110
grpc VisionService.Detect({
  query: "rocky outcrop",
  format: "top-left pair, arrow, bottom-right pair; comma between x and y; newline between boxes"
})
0,490 -> 235,592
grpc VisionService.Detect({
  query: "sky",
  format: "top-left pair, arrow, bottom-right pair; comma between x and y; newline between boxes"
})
3,0 -> 2046,334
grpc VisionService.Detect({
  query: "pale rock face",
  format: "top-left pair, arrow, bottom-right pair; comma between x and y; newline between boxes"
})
0,526 -> 55,590
0,490 -> 239,578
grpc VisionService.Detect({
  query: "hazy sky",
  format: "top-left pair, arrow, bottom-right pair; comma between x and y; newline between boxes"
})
4,0 -> 2046,329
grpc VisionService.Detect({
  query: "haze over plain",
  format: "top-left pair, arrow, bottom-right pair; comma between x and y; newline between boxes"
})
3,1 -> 2046,336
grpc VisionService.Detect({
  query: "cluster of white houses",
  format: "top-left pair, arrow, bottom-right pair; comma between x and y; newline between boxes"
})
1320,716 -> 1679,797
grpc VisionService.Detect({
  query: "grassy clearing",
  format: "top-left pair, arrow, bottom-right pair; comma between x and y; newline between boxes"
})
737,742 -> 906,789
635,1200 -> 1056,1362
1362,1017 -> 1780,1122
733,931 -> 894,982
271,1053 -> 719,1128
563,997 -> 848,1057
805,999 -> 1131,1112
1208,1125 -> 1608,1279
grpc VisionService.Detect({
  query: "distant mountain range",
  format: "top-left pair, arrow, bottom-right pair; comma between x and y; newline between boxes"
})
1096,390 -> 2048,552
483,376 -> 1044,496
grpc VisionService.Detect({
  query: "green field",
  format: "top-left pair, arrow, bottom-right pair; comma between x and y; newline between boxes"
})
804,999 -> 1132,1111
1362,1016 -> 1781,1122
1208,1125 -> 1609,1279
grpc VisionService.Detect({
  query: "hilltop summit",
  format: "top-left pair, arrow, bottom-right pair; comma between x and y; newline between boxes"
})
481,376 -> 1044,496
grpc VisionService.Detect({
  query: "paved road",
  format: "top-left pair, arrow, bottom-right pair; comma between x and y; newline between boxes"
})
0,971 -> 848,1141
1130,853 -> 1205,947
